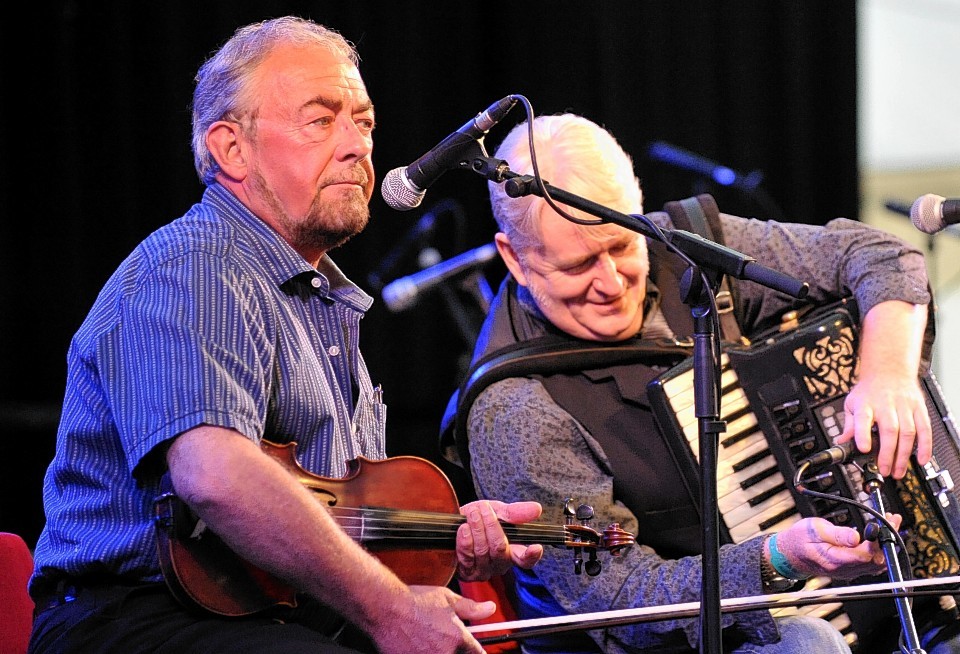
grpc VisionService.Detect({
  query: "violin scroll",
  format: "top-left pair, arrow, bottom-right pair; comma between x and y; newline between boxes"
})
561,498 -> 636,576
601,523 -> 635,555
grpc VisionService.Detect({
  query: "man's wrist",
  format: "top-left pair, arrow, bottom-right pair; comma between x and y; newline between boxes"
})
761,534 -> 809,593
768,533 -> 810,580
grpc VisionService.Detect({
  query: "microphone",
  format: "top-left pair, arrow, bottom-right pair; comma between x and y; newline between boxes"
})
381,243 -> 498,312
368,199 -> 469,290
800,437 -> 883,469
647,141 -> 764,192
800,441 -> 859,468
381,96 -> 518,211
910,194 -> 960,234
882,199 -> 912,217
367,211 -> 437,291
367,199 -> 462,291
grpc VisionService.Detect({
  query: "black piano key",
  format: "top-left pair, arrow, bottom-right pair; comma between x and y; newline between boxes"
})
759,506 -> 800,531
732,447 -> 773,473
738,464 -> 780,490
748,482 -> 789,508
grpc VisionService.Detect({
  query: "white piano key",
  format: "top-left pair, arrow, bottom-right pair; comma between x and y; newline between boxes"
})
728,498 -> 801,542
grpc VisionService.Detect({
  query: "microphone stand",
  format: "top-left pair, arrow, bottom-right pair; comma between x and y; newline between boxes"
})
690,287 -> 725,654
468,155 -> 809,654
435,270 -> 493,354
861,461 -> 927,653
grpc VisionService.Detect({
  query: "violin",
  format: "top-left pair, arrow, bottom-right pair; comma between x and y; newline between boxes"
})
153,440 -> 635,617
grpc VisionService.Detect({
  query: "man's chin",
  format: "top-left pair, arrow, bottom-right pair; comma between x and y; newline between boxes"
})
322,182 -> 370,203
316,221 -> 367,252
592,331 -> 633,343
295,211 -> 368,253
587,318 -> 643,342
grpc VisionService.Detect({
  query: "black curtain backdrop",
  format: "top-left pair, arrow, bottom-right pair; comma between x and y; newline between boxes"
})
0,1 -> 858,548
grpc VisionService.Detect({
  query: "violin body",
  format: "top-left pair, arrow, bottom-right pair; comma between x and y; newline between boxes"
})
154,443 -> 461,616
154,440 -> 633,617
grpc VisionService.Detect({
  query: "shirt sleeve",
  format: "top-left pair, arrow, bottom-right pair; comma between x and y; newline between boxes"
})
467,376 -> 779,651
107,249 -> 273,475
716,214 -> 930,327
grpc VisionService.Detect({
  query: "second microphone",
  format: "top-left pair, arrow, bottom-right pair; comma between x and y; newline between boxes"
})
381,243 -> 499,313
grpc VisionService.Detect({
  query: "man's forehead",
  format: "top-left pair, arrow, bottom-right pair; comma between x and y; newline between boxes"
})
545,218 -> 636,246
532,226 -> 629,260
260,45 -> 368,94
305,67 -> 371,103
315,61 -> 367,87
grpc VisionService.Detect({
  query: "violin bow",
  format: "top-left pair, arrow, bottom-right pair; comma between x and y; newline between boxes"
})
469,574 -> 960,644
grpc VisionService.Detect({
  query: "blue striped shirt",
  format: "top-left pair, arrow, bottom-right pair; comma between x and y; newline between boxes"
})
30,183 -> 386,596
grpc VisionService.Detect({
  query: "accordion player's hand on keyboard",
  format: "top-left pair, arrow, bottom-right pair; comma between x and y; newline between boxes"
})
771,513 -> 904,582
838,300 -> 933,480
839,372 -> 932,480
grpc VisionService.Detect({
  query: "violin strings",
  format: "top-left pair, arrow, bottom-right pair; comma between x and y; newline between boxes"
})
324,505 -> 585,544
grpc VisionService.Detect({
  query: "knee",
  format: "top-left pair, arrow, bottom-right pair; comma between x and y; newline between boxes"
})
774,615 -> 851,653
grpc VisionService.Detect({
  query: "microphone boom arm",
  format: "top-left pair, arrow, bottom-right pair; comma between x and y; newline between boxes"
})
470,157 -> 809,299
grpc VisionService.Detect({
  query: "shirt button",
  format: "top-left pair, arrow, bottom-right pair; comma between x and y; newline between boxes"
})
310,277 -> 322,288
327,345 -> 341,357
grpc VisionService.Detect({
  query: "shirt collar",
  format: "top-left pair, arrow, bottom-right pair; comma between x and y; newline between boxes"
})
203,183 -> 373,312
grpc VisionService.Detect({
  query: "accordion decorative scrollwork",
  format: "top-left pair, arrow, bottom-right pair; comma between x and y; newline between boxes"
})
793,325 -> 858,402
896,467 -> 960,578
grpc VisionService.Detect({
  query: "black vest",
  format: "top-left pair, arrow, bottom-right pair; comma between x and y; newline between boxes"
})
444,195 -> 740,557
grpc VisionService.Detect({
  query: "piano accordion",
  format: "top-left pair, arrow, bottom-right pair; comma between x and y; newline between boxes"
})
647,302 -> 960,651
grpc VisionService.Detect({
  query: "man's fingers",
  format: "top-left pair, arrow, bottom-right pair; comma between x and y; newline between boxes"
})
914,404 -> 934,466
511,543 -> 543,569
453,594 -> 498,622
493,500 -> 542,523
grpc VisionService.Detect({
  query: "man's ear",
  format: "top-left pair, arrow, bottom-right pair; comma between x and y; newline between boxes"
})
494,232 -> 529,287
206,120 -> 247,181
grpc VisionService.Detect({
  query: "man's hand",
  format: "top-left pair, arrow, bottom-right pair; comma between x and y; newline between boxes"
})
837,300 -> 932,479
456,500 -> 543,581
840,372 -> 932,479
773,514 -> 903,581
370,585 -> 494,654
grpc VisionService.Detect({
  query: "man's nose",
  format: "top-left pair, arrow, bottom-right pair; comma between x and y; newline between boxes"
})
592,254 -> 624,294
337,117 -> 373,160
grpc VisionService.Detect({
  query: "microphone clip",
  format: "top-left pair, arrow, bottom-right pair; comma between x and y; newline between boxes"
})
469,155 -> 512,184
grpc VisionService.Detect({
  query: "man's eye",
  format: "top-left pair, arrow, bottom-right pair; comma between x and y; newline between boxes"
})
312,116 -> 334,127
356,118 -> 375,132
564,260 -> 593,274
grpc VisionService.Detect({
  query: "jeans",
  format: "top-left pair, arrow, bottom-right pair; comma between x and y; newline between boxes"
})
925,619 -> 960,654
28,583 -> 368,654
733,615 -> 850,654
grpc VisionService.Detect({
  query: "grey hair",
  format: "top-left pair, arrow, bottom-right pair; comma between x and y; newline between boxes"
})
191,16 -> 360,185
488,114 -> 644,254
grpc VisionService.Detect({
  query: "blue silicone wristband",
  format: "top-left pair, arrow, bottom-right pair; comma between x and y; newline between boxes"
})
769,533 -> 811,580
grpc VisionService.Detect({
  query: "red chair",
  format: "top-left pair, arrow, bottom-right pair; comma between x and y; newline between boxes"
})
459,570 -> 521,654
0,533 -> 35,654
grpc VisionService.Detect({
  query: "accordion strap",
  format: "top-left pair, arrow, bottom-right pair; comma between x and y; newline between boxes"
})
662,194 -> 744,345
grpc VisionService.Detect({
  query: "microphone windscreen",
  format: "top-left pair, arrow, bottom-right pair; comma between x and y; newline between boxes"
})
910,194 -> 944,234
381,167 -> 424,211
